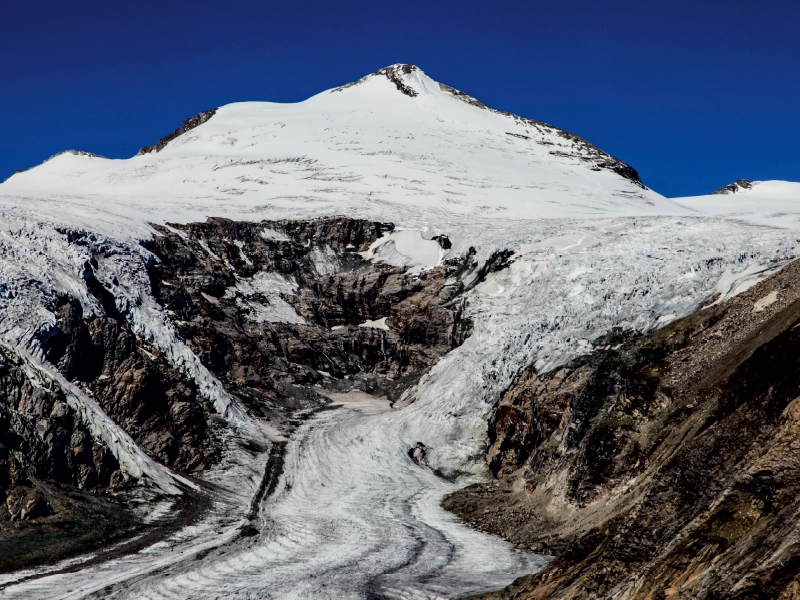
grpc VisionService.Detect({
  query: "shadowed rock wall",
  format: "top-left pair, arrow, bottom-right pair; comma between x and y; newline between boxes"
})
144,217 -> 476,435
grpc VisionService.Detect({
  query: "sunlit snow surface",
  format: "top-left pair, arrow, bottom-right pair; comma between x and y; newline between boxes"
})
2,67 -> 800,599
2,66 -> 684,229
674,180 -> 800,229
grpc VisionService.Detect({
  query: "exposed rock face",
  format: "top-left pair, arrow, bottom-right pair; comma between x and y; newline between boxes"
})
445,258 -> 800,599
3,486 -> 50,522
43,297 -> 220,474
0,343 -> 123,522
144,217 -> 477,435
712,179 -> 753,194
374,64 -> 420,97
333,63 -> 420,97
137,108 -> 217,155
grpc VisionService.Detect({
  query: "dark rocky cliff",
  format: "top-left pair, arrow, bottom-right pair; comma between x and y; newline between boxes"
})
143,217 -> 477,435
44,297 -> 220,474
445,258 -> 800,599
0,343 -> 140,571
137,109 -> 217,155
0,344 -> 123,522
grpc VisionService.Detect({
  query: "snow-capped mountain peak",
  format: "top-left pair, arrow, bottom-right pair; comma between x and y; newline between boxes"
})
2,64 -> 690,231
332,63 -> 432,97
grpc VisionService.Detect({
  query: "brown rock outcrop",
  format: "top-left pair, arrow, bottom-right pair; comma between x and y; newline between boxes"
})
0,343 -> 123,512
0,342 -> 144,571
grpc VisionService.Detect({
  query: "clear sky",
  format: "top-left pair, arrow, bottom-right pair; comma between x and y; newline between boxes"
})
2,0 -> 798,197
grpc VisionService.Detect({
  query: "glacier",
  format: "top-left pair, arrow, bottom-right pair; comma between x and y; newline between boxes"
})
1,64 -> 799,599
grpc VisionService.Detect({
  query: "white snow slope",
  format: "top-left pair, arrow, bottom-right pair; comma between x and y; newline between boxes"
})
2,64 -> 685,233
2,65 -> 800,599
674,179 -> 800,229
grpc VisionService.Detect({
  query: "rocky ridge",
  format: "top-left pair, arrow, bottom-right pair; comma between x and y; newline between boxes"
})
712,179 -> 753,195
137,108 -> 218,155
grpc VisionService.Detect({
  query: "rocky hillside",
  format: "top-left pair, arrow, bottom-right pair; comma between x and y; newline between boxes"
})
445,257 -> 800,599
142,217 -> 484,437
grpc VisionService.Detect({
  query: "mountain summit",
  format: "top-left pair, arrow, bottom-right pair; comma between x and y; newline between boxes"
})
2,64 -> 684,227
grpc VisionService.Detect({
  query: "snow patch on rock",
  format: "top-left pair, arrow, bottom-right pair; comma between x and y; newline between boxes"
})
358,316 -> 390,331
754,290 -> 780,312
227,271 -> 305,325
360,230 -> 443,271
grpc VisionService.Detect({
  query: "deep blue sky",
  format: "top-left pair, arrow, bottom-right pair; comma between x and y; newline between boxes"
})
2,0 -> 798,197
